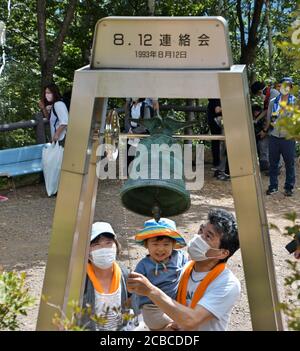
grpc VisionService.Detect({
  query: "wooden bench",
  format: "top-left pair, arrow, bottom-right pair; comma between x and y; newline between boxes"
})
0,144 -> 45,181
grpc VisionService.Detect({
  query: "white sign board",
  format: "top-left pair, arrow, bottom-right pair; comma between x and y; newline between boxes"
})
91,17 -> 232,69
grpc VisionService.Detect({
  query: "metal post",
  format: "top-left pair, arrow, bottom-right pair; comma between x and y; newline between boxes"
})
36,71 -> 99,330
65,98 -> 108,314
218,66 -> 283,330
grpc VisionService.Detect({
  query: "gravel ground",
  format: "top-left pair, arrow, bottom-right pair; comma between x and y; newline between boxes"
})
0,163 -> 299,331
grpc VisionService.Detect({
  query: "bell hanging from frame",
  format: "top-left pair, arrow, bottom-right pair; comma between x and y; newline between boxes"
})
120,115 -> 194,221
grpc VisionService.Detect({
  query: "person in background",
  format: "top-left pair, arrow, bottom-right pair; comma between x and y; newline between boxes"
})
124,97 -> 155,171
38,83 -> 68,147
265,77 -> 297,197
207,99 -> 222,171
207,99 -> 230,181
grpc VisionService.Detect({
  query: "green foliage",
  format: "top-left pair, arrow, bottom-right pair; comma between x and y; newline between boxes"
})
0,269 -> 35,330
0,0 -> 298,149
43,297 -> 135,331
276,12 -> 300,141
271,12 -> 300,330
276,101 -> 300,141
43,298 -> 92,331
279,259 -> 300,331
276,213 -> 300,331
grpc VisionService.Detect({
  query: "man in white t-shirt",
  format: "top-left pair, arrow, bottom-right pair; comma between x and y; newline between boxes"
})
127,209 -> 240,331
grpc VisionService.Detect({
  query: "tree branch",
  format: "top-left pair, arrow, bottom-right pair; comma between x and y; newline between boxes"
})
236,0 -> 245,49
36,0 -> 47,63
10,28 -> 39,47
48,0 -> 77,69
248,0 -> 264,47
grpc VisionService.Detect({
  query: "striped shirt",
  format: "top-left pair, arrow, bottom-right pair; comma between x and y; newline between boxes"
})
94,286 -> 122,331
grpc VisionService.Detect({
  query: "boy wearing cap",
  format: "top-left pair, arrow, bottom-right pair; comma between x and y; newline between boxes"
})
265,77 -> 297,196
133,218 -> 188,330
81,222 -> 133,331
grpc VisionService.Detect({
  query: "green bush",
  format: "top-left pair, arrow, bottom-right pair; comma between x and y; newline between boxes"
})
0,269 -> 35,330
271,213 -> 300,331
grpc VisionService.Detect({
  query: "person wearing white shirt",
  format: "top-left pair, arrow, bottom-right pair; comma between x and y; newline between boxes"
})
127,209 -> 241,331
39,83 -> 68,146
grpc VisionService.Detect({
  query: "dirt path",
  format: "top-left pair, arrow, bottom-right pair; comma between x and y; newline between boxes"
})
0,164 -> 299,331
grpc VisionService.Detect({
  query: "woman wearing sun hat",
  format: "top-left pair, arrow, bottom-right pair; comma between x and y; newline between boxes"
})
133,217 -> 188,330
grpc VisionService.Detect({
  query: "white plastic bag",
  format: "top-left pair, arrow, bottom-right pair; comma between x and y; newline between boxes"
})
42,142 -> 64,196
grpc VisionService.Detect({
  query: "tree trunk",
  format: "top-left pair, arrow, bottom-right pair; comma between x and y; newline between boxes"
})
237,0 -> 265,66
266,0 -> 273,77
37,0 -> 77,92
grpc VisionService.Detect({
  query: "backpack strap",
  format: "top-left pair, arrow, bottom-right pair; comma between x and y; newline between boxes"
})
140,101 -> 145,118
52,103 -> 59,132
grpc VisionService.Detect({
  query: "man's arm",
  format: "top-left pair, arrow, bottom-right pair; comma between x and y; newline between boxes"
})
127,272 -> 214,330
264,98 -> 274,131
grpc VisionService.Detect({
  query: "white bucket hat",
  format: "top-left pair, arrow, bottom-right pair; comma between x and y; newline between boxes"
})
90,222 -> 116,242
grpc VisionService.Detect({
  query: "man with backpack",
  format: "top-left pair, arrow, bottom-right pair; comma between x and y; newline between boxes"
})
124,97 -> 155,134
124,98 -> 156,170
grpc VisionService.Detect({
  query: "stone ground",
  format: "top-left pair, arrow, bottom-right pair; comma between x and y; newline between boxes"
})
0,163 -> 299,331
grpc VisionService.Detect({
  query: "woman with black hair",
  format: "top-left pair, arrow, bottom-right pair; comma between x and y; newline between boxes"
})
38,83 -> 68,147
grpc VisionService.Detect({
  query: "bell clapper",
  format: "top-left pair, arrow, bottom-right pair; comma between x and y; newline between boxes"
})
152,203 -> 161,222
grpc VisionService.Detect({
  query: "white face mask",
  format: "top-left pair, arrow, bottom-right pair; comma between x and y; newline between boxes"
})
90,247 -> 116,269
279,86 -> 290,96
187,234 -> 222,261
45,93 -> 53,102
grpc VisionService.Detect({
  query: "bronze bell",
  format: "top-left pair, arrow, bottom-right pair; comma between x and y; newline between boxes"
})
120,116 -> 194,221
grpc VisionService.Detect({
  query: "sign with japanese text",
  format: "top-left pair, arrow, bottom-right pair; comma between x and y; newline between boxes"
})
91,17 -> 232,69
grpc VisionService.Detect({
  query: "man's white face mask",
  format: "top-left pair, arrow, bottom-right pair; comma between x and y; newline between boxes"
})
90,246 -> 117,269
279,85 -> 291,96
187,234 -> 223,261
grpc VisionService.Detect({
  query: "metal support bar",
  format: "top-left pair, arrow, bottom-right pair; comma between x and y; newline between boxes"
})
65,98 -> 108,315
218,68 -> 283,330
36,73 -> 100,330
118,133 -> 225,141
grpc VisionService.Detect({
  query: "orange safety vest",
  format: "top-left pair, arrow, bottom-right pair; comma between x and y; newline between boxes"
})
87,262 -> 121,294
177,261 -> 226,308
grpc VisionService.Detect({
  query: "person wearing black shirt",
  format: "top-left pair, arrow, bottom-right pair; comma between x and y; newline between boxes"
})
207,99 -> 222,169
